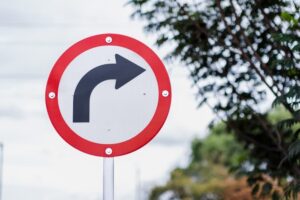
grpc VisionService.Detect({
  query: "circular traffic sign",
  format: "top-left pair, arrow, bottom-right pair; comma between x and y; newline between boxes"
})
45,34 -> 171,157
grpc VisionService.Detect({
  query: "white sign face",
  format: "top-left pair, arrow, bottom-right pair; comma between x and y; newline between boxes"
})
46,34 -> 171,157
58,46 -> 159,144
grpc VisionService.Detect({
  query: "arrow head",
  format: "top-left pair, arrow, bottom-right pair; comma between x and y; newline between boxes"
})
114,54 -> 146,89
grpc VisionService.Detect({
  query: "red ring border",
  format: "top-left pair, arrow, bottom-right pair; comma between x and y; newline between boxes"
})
45,33 -> 172,157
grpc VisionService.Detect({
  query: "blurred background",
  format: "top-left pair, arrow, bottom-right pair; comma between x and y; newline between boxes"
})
0,0 -> 212,199
1,0 -> 300,199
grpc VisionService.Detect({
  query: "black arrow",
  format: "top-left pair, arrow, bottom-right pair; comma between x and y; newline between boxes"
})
73,54 -> 146,123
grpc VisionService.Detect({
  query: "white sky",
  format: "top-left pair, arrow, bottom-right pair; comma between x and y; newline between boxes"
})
0,0 -> 213,199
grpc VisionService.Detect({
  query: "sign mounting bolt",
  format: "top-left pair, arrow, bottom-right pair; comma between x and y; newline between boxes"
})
105,148 -> 112,155
162,90 -> 169,97
49,92 -> 56,99
105,36 -> 112,43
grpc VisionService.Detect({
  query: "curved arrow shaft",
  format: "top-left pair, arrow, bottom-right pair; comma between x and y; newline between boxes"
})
73,64 -> 118,122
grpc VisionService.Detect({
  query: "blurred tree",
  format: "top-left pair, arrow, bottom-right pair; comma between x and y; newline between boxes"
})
149,110 -> 297,199
149,124 -> 251,200
128,0 -> 300,198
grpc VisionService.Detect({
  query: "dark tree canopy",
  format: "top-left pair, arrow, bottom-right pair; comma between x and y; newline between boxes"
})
129,0 -> 300,198
129,0 -> 300,114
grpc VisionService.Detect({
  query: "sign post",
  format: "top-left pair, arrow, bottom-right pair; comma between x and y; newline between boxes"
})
45,34 -> 172,199
0,143 -> 3,200
103,158 -> 114,200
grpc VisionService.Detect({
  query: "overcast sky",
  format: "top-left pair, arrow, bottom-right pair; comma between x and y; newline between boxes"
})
0,1 -> 213,199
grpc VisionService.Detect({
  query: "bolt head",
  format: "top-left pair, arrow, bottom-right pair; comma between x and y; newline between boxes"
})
105,148 -> 112,155
162,90 -> 169,97
105,36 -> 112,43
49,92 -> 56,99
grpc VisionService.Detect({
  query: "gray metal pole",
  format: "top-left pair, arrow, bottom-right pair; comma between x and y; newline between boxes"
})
103,157 -> 114,200
135,167 -> 141,200
0,143 -> 3,200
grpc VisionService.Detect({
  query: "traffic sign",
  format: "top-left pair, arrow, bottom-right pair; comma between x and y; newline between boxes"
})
45,34 -> 171,157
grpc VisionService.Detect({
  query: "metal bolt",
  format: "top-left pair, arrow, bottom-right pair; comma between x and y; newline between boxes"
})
162,90 -> 169,97
48,92 -> 56,99
105,148 -> 112,155
105,36 -> 112,43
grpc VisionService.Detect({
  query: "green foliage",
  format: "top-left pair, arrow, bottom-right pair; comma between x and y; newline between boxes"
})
271,28 -> 300,172
148,123 -> 248,199
284,180 -> 300,199
267,106 -> 291,124
288,140 -> 300,160
128,0 -> 300,198
191,125 -> 248,169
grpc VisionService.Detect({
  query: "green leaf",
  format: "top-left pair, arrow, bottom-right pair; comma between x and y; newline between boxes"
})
287,140 -> 300,160
281,11 -> 294,22
272,33 -> 297,43
294,111 -> 300,121
272,96 -> 285,108
292,44 -> 300,51
277,118 -> 298,129
156,35 -> 169,46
